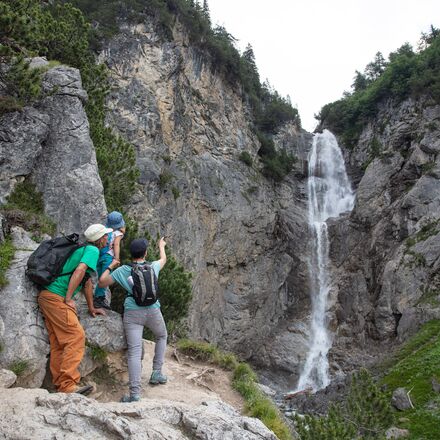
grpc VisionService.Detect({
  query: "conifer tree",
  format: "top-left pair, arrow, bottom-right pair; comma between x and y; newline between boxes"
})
202,0 -> 210,24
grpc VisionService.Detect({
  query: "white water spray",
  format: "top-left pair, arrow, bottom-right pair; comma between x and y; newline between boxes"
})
296,129 -> 355,392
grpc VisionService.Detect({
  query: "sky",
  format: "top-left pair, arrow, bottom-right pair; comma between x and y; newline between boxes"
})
208,0 -> 439,132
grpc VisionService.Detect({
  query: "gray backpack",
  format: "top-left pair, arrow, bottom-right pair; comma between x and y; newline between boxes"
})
128,263 -> 159,306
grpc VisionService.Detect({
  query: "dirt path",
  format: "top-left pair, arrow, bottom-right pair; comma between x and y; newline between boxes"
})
88,340 -> 245,412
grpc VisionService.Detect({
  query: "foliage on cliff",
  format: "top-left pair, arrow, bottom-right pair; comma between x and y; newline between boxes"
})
293,369 -> 393,439
381,320 -> 440,439
317,26 -> 440,148
66,0 -> 299,181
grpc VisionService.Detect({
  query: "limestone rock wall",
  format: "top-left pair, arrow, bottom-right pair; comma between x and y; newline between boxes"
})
0,62 -> 107,235
99,21 -> 314,368
325,97 -> 440,368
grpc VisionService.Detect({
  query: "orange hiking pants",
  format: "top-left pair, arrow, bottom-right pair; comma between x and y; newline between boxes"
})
38,290 -> 85,393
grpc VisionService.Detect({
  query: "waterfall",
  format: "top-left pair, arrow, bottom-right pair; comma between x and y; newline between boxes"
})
296,129 -> 355,392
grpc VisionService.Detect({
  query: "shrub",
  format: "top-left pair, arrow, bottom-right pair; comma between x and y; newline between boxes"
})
86,342 -> 107,362
2,180 -> 56,239
239,151 -> 253,166
293,369 -> 393,439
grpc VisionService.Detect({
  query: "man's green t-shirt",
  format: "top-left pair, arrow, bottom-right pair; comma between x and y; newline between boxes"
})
45,245 -> 99,298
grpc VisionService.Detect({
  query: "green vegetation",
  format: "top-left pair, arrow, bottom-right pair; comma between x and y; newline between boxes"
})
293,369 -> 393,439
405,220 -> 440,248
171,186 -> 180,200
2,180 -> 55,239
317,26 -> 440,148
159,170 -> 174,189
239,151 -> 253,166
91,363 -> 117,385
9,359 -> 30,377
86,342 -> 108,363
177,339 -> 292,440
381,320 -> 440,439
416,287 -> 440,306
0,237 -> 15,287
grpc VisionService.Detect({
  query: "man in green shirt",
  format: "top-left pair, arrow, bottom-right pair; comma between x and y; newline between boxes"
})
37,224 -> 112,395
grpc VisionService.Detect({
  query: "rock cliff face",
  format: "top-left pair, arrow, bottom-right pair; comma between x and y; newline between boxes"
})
98,20 -> 314,375
324,97 -> 440,369
0,61 -> 107,234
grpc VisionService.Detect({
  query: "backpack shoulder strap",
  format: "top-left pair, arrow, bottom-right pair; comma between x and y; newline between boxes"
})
56,243 -> 87,279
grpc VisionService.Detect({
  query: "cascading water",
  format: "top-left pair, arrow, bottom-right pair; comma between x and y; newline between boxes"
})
296,129 -> 355,392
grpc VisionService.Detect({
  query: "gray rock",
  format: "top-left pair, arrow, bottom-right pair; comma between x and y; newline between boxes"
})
28,57 -> 49,69
0,388 -> 278,440
0,368 -> 16,388
386,427 -> 410,439
0,228 -> 49,388
391,388 -> 413,411
0,62 -> 107,235
78,308 -> 127,353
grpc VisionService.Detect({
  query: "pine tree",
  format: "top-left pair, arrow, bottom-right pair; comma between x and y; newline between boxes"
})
364,51 -> 387,82
293,369 -> 393,439
202,0 -> 210,24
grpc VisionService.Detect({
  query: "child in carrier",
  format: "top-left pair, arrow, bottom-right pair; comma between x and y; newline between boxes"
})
93,211 -> 126,309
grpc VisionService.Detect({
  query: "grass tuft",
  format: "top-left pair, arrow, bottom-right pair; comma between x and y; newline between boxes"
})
9,359 -> 30,377
0,237 -> 15,287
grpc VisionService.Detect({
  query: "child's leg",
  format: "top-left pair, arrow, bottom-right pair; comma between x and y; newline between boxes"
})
94,253 -> 114,298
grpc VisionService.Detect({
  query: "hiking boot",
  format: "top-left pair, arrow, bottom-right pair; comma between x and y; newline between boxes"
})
74,384 -> 94,396
93,296 -> 111,310
149,370 -> 167,385
120,394 -> 140,403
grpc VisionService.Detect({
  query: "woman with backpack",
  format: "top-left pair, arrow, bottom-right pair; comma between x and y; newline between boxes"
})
98,237 -> 168,402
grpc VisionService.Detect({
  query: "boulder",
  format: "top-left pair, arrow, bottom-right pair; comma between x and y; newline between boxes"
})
0,227 -> 49,388
0,369 -> 16,388
386,427 -> 410,439
391,388 -> 413,411
0,388 -> 278,439
78,307 -> 127,353
0,62 -> 107,234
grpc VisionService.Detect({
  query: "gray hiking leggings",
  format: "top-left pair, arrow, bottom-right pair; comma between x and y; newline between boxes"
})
123,308 -> 168,396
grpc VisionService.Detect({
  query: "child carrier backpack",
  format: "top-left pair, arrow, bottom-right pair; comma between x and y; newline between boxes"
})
26,233 -> 86,286
129,263 -> 159,306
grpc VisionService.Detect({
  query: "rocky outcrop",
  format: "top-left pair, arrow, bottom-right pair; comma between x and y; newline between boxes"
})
325,97 -> 440,367
0,388 -> 278,440
0,61 -> 106,235
0,227 -> 48,387
99,20 -> 314,374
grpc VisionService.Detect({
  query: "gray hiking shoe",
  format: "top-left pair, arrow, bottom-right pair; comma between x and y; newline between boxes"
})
74,384 -> 94,396
120,394 -> 140,403
93,296 -> 111,310
149,370 -> 167,385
